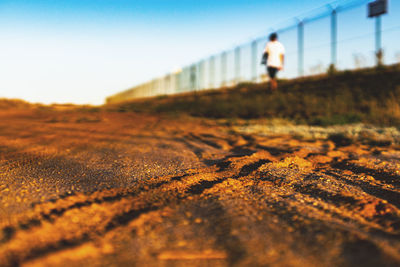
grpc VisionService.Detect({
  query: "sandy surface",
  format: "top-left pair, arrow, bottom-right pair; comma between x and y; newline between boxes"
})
0,108 -> 399,266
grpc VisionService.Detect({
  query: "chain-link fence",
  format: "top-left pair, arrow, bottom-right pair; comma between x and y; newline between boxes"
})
107,0 -> 400,104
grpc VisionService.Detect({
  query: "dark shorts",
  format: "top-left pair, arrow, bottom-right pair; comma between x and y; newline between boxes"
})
267,67 -> 279,79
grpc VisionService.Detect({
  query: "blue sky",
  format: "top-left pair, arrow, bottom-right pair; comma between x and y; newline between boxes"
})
0,0 -> 399,104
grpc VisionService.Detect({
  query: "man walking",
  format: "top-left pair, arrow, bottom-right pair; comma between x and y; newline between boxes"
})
262,33 -> 285,91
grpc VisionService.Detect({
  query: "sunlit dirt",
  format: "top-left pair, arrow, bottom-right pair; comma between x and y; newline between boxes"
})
0,106 -> 399,266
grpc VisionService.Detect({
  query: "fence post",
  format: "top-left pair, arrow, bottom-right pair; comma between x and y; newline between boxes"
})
161,76 -> 166,95
221,51 -> 227,87
184,67 -> 188,92
234,46 -> 241,84
209,56 -> 215,89
175,71 -> 180,93
196,62 -> 200,90
178,71 -> 183,93
251,40 -> 258,82
375,16 -> 383,66
157,78 -> 161,96
151,79 -> 156,97
190,64 -> 197,91
184,67 -> 190,92
331,9 -> 337,68
298,20 -> 304,76
198,60 -> 205,91
181,68 -> 186,92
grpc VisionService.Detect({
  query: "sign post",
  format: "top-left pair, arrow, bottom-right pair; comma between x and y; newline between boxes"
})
298,21 -> 304,76
368,0 -> 388,66
331,8 -> 337,69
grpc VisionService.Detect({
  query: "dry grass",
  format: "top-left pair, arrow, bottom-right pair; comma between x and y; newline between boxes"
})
0,99 -> 32,109
106,65 -> 400,127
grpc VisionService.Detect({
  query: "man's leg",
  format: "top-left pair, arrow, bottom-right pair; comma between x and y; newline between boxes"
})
268,67 -> 278,91
270,78 -> 278,91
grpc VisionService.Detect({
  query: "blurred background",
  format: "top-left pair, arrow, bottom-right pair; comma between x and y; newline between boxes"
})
0,0 -> 399,105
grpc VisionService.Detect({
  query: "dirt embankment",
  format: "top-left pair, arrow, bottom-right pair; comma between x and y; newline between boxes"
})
107,65 -> 400,126
0,106 -> 399,266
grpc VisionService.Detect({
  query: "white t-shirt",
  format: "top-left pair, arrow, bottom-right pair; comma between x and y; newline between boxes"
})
264,41 -> 285,68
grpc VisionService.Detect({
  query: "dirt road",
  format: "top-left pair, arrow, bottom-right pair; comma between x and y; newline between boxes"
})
0,107 -> 399,266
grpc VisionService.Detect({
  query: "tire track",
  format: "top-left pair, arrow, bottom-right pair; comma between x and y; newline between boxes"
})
0,151 -> 266,266
0,171 -> 197,245
324,169 -> 400,209
0,132 -> 251,247
332,160 -> 400,187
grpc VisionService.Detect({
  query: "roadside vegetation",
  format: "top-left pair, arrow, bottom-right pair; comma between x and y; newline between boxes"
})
0,99 -> 32,109
106,65 -> 400,126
